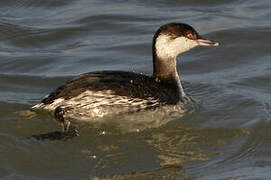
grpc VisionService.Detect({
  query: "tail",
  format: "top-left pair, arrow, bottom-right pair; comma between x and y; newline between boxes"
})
32,103 -> 45,109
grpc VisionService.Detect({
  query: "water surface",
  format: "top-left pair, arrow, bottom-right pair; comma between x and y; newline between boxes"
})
1,0 -> 271,179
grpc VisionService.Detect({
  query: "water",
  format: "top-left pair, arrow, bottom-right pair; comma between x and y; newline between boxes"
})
0,0 -> 271,179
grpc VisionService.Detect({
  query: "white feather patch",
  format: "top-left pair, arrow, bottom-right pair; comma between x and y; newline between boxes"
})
155,35 -> 198,59
32,90 -> 161,119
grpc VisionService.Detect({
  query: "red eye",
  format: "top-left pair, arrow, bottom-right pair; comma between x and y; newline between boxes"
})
186,33 -> 195,40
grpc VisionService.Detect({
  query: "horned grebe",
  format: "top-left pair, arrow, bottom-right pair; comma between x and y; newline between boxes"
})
32,23 -> 219,132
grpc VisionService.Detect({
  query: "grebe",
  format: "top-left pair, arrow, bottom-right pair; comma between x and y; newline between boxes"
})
33,23 -> 219,132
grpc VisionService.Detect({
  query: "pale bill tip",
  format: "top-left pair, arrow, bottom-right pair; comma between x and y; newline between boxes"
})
213,42 -> 219,46
197,38 -> 220,47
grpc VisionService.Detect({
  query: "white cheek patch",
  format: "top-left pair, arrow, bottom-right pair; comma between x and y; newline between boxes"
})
155,35 -> 198,59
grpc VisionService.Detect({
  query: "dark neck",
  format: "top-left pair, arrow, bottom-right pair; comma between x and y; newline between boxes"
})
153,56 -> 178,83
152,54 -> 186,99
